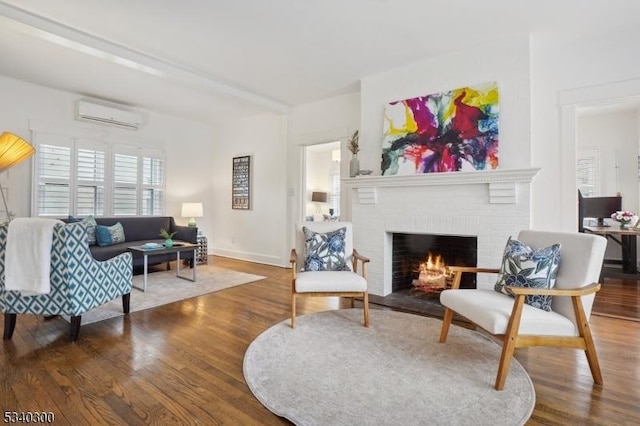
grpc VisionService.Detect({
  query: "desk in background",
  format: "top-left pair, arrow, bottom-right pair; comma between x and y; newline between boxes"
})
583,226 -> 639,274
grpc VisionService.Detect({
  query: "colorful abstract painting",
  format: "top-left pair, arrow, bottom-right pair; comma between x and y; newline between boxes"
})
381,82 -> 499,175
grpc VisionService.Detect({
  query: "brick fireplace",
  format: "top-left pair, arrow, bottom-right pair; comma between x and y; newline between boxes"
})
342,168 -> 540,296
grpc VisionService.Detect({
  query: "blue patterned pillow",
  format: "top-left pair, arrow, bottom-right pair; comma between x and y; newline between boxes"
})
303,226 -> 350,271
95,222 -> 126,247
68,215 -> 97,245
494,237 -> 561,312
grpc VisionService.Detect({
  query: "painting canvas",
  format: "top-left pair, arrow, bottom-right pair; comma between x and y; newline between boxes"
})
381,82 -> 499,175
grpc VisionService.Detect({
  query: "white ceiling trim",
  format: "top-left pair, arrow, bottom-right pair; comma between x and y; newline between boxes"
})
0,1 -> 290,112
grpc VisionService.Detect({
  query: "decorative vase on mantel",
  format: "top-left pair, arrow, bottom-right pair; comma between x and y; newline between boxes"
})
349,155 -> 360,178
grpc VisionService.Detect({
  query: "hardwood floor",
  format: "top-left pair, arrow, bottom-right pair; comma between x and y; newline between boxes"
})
593,269 -> 640,321
2,256 -> 639,425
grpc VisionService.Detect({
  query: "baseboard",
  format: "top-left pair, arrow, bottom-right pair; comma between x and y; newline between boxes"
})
211,248 -> 287,267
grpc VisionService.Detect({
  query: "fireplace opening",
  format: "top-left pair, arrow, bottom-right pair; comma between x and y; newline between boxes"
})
392,233 -> 478,293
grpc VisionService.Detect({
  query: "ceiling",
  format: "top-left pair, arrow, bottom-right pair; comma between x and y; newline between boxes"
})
1,0 -> 638,124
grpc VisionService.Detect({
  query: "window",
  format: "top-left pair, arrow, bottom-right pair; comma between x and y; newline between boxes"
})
577,148 -> 599,197
329,162 -> 340,216
113,150 -> 138,216
36,135 -> 72,217
33,131 -> 165,217
76,142 -> 106,216
142,155 -> 164,215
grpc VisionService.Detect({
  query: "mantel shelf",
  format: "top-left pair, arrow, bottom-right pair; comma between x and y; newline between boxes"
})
342,168 -> 540,188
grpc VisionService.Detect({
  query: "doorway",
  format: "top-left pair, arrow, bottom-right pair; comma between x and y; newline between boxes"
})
303,141 -> 341,221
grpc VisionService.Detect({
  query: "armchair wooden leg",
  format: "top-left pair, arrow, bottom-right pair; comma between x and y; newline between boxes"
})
439,308 -> 454,343
363,292 -> 369,327
3,313 -> 16,340
572,296 -> 603,384
495,295 -> 526,390
495,336 -> 517,391
122,293 -> 131,314
291,293 -> 296,329
69,316 -> 82,342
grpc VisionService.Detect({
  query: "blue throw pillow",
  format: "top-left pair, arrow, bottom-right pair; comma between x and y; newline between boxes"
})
302,226 -> 350,271
95,222 -> 126,247
494,237 -> 561,312
68,215 -> 97,245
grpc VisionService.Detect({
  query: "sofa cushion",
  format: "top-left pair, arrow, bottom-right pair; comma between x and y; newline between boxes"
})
494,237 -> 561,312
440,289 -> 576,336
96,222 -> 126,247
302,226 -> 350,271
68,215 -> 97,245
295,271 -> 366,293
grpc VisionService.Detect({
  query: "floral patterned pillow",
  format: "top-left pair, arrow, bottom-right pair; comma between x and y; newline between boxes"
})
494,237 -> 561,312
303,226 -> 350,272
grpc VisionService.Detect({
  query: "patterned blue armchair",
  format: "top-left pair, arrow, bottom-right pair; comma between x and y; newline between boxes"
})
1,221 -> 133,341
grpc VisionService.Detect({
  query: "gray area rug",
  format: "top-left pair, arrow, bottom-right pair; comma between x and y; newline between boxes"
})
244,309 -> 535,426
67,264 -> 265,325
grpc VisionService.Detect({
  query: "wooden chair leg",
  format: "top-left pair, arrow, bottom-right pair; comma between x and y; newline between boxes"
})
495,295 -> 526,390
363,292 -> 369,327
439,308 -> 454,343
122,293 -> 131,314
69,316 -> 82,342
3,313 -> 16,340
495,336 -> 517,390
291,293 -> 296,329
572,296 -> 603,384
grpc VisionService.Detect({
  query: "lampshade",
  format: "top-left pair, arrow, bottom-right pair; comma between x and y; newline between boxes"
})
311,192 -> 327,203
0,132 -> 35,223
181,202 -> 203,227
0,132 -> 35,174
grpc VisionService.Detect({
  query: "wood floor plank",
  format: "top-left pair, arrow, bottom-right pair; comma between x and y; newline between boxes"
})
1,255 -> 639,425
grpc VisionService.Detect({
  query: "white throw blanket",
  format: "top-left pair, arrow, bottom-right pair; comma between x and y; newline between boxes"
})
5,218 -> 63,296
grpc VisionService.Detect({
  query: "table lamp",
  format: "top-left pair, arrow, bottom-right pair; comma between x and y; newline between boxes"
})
311,191 -> 327,221
0,132 -> 36,223
182,202 -> 203,227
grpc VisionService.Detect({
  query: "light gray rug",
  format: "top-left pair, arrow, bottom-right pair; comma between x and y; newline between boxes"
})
68,264 -> 265,325
244,309 -> 535,426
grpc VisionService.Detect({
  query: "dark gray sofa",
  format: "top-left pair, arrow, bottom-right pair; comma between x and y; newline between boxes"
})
72,216 -> 198,268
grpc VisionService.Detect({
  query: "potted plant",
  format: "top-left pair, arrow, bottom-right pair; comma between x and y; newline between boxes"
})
159,228 -> 177,248
348,130 -> 360,177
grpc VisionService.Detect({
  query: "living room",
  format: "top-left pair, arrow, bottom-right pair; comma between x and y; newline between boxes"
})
1,1 -> 639,424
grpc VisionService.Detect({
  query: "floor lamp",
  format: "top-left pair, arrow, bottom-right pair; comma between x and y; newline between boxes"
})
0,132 -> 35,223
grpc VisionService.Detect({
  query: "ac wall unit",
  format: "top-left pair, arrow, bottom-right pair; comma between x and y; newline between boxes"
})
75,99 -> 144,130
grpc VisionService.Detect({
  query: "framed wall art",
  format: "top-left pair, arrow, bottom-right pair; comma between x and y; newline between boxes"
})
381,81 -> 499,175
232,155 -> 251,210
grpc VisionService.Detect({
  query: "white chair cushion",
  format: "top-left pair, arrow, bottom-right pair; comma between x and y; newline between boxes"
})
295,271 -> 367,293
440,289 -> 576,336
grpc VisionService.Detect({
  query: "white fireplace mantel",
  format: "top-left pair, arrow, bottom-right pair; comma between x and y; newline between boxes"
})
343,168 -> 540,206
342,168 -> 541,296
343,168 -> 540,188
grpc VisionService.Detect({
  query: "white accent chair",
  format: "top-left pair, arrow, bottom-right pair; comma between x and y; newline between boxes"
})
290,221 -> 370,328
439,230 -> 607,390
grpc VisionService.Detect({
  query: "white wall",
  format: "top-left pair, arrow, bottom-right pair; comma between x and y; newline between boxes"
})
359,35 -> 531,175
531,27 -> 640,231
210,112 -> 289,266
0,74 -> 217,242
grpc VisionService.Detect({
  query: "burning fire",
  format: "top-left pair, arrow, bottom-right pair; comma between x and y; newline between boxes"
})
414,253 -> 452,292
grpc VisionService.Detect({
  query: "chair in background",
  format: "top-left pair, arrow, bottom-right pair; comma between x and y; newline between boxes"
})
290,221 -> 369,328
1,221 -> 133,342
439,230 -> 607,390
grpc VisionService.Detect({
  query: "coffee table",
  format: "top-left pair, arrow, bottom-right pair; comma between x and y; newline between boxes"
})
127,242 -> 198,291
